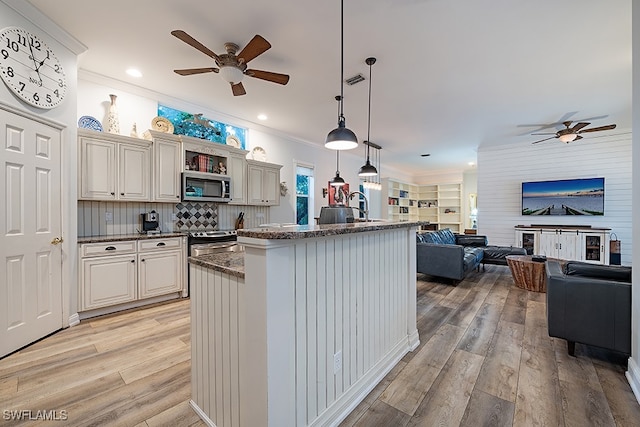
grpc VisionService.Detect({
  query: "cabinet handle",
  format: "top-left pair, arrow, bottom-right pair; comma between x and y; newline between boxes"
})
120,192 -> 125,196
156,242 -> 166,247
141,259 -> 145,262
131,259 -> 135,263
110,192 -> 115,196
105,246 -> 116,251
177,195 -> 180,199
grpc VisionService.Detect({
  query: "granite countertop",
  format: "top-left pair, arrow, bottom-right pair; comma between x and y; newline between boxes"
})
237,220 -> 427,240
78,232 -> 187,244
189,252 -> 245,279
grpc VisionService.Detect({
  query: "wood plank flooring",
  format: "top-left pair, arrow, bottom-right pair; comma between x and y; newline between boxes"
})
1,265 -> 639,426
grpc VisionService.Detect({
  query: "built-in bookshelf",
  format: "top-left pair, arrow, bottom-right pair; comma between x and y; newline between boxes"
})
381,179 -> 418,221
415,182 -> 463,233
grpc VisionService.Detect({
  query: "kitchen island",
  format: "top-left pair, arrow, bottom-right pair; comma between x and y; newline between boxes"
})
189,221 -> 424,427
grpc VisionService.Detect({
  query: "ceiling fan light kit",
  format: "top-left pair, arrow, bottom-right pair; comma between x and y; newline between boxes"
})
558,133 -> 578,143
219,65 -> 244,84
359,57 -> 378,177
325,0 -> 358,151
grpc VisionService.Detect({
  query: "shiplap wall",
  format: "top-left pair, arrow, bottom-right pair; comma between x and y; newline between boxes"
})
78,201 -> 270,236
478,132 -> 632,265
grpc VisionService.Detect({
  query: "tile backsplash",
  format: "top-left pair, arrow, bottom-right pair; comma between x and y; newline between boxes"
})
78,201 -> 271,236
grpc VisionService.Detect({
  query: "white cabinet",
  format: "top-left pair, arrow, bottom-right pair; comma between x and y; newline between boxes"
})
381,179 -> 418,222
79,236 -> 186,312
514,226 -> 610,264
149,131 -> 182,202
227,151 -> 248,205
247,159 -> 282,206
79,129 -> 151,201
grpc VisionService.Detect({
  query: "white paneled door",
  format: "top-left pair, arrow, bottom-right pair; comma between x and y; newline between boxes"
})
0,106 -> 63,358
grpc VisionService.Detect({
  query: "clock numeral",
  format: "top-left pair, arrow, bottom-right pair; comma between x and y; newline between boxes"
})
46,93 -> 52,103
16,33 -> 27,48
5,38 -> 18,53
30,37 -> 41,51
58,79 -> 64,88
54,64 -> 61,74
18,81 -> 25,92
6,66 -> 14,78
1,49 -> 8,59
53,89 -> 59,98
33,93 -> 39,102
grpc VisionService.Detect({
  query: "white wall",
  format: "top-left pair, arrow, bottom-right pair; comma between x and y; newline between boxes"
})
478,133 -> 632,265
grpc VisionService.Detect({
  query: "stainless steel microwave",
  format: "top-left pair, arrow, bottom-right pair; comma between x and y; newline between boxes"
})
182,171 -> 231,203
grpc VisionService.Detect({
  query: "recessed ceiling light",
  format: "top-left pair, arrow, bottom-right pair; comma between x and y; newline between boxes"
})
421,153 -> 431,157
257,114 -> 268,121
126,68 -> 142,78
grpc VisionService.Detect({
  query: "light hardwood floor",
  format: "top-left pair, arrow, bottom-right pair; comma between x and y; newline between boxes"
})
1,265 -> 639,426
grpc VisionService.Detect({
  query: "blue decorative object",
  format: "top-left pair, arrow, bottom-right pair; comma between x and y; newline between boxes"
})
78,116 -> 103,131
158,104 -> 246,149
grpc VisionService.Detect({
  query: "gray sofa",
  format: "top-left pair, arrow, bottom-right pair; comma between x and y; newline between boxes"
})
416,228 -> 484,280
546,260 -> 632,356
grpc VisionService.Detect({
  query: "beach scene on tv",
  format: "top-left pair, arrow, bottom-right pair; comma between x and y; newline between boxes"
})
522,178 -> 604,216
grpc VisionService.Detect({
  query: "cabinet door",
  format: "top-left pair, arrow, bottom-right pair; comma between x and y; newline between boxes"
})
557,232 -> 578,261
153,138 -> 181,202
80,138 -> 116,200
119,144 -> 151,201
581,233 -> 606,264
247,164 -> 265,205
227,152 -> 247,205
539,231 -> 557,257
516,230 -> 538,255
81,255 -> 136,310
138,250 -> 183,298
263,166 -> 280,205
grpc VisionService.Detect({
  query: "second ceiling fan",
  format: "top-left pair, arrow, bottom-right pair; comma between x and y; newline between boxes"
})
171,30 -> 290,96
531,121 -> 617,144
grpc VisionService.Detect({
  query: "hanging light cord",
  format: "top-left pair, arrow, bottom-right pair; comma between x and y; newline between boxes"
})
366,59 -> 373,158
339,0 -> 345,123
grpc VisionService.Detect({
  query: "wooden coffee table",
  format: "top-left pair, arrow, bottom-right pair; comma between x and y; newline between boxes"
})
506,255 -> 550,292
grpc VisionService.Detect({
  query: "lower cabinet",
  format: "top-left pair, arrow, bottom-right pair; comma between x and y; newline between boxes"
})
514,226 -> 610,264
79,236 -> 185,312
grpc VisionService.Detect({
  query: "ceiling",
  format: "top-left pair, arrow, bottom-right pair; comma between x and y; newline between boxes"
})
27,0 -> 632,177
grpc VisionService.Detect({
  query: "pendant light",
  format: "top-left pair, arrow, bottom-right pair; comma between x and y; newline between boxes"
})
325,0 -> 358,150
330,150 -> 345,186
359,57 -> 378,177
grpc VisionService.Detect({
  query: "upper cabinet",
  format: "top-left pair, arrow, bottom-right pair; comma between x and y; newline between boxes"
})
79,129 -> 151,201
247,159 -> 282,206
147,130 -> 182,202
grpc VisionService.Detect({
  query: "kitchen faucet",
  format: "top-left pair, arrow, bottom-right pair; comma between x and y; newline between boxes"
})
349,191 -> 369,222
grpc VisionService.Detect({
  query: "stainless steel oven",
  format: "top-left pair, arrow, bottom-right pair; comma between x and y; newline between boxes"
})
187,230 -> 238,295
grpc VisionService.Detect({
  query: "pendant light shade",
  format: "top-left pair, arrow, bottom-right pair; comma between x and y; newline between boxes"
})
325,0 -> 357,151
358,57 -> 378,177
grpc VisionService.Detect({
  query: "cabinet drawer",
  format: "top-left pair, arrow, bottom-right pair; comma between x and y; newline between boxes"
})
81,241 -> 136,257
138,237 -> 183,252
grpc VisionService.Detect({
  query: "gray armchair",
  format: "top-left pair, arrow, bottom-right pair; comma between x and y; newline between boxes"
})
546,260 -> 632,356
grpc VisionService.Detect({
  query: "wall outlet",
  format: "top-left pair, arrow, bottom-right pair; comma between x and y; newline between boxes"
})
334,350 -> 342,374
105,212 -> 113,222
171,213 -> 177,221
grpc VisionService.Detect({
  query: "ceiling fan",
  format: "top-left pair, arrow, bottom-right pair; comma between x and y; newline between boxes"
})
171,30 -> 290,96
531,121 -> 616,144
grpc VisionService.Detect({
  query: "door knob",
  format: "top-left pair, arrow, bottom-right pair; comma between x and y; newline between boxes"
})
51,237 -> 63,245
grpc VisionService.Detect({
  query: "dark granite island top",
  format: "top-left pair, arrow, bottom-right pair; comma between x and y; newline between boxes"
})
78,232 -> 187,244
237,220 -> 428,240
188,252 -> 244,278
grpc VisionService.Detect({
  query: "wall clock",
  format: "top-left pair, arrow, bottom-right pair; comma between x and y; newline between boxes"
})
0,26 -> 67,109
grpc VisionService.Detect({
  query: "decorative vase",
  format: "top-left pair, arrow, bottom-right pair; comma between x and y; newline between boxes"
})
107,94 -> 120,134
130,122 -> 138,138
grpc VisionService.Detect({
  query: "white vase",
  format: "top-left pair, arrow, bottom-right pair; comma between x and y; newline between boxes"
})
107,94 -> 120,134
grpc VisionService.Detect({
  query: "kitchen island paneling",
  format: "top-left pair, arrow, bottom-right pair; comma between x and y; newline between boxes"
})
189,221 -> 423,427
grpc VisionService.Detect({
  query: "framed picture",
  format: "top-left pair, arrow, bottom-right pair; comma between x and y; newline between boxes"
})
328,182 -> 349,206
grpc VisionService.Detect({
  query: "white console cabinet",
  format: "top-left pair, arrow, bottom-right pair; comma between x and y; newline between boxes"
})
79,236 -> 186,313
515,226 -> 610,264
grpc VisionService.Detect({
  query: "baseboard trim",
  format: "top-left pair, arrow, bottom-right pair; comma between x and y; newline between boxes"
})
68,312 -> 80,327
189,400 -> 216,427
78,293 -> 183,321
626,357 -> 640,405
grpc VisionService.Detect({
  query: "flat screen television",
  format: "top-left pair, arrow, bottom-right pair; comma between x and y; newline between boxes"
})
522,177 -> 604,216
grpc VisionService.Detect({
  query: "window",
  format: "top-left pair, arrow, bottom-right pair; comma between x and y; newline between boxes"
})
296,165 -> 314,225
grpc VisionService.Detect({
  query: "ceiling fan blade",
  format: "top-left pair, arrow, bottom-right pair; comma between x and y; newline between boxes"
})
574,135 -> 583,141
237,35 -> 271,63
531,132 -> 557,136
571,122 -> 590,132
174,67 -> 219,76
578,124 -> 617,133
531,136 -> 557,144
171,30 -> 220,61
231,82 -> 246,96
246,69 -> 290,85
